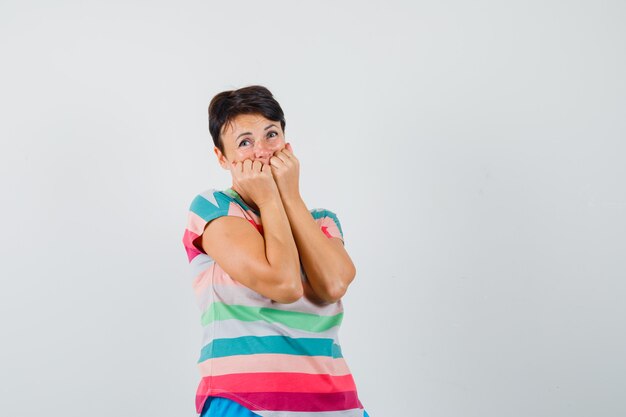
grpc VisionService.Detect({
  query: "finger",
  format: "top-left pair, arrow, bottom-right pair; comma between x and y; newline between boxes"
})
277,147 -> 292,159
283,143 -> 295,157
252,160 -> 263,172
261,163 -> 273,174
269,155 -> 285,168
242,159 -> 253,172
280,145 -> 298,162
273,149 -> 291,164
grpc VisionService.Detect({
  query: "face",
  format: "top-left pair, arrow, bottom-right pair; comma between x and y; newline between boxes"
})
215,113 -> 286,169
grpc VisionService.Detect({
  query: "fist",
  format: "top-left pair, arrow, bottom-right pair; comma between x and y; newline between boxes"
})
269,142 -> 300,201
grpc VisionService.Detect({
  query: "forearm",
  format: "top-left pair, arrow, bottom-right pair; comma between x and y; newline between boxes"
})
258,197 -> 302,296
281,195 -> 355,302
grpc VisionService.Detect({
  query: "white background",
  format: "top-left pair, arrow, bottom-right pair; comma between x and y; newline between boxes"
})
1,1 -> 625,416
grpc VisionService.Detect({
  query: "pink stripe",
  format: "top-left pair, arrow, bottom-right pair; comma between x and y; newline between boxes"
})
196,391 -> 362,413
207,372 -> 357,394
228,202 -> 261,224
227,201 -> 247,217
192,263 -> 215,292
198,354 -> 351,377
182,228 -> 200,247
182,229 -> 202,261
212,268 -> 246,287
224,202 -> 264,234
187,211 -> 207,236
186,246 -> 201,262
192,264 -> 246,297
319,217 -> 342,239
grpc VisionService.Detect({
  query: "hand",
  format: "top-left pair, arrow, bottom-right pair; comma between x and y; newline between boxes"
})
230,159 -> 280,208
269,142 -> 301,202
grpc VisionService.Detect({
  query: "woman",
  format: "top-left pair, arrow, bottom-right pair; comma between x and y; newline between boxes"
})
182,85 -> 369,417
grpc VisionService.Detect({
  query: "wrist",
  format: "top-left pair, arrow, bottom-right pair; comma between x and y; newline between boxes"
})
257,193 -> 286,211
280,192 -> 305,210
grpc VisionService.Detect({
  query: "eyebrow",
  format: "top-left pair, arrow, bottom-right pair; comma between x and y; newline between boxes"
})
236,124 -> 278,141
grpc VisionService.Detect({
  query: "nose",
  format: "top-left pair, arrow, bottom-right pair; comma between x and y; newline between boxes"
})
254,141 -> 274,162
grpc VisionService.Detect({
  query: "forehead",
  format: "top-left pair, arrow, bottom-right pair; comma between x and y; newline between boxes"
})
222,113 -> 278,136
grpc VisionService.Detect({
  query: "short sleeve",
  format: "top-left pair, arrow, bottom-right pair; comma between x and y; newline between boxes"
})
310,208 -> 345,244
182,189 -> 246,263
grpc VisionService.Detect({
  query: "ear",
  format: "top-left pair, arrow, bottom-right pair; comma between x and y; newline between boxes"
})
213,146 -> 229,170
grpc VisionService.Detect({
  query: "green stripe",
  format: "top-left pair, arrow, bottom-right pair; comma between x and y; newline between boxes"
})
201,302 -> 343,332
198,335 -> 343,362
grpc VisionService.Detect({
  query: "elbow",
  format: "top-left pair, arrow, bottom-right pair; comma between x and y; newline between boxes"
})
273,278 -> 304,304
273,285 -> 304,304
324,285 -> 347,304
323,263 -> 356,303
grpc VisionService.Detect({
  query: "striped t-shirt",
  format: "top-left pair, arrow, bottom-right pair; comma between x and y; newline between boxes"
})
182,187 -> 366,417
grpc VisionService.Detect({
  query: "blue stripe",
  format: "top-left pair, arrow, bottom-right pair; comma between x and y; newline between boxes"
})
198,335 -> 344,362
201,397 -> 262,417
190,191 -> 231,221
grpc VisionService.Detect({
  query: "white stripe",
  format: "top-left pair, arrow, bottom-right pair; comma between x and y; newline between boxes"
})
193,268 -> 344,315
200,318 -> 341,347
198,188 -> 220,207
190,253 -> 214,279
211,283 -> 344,316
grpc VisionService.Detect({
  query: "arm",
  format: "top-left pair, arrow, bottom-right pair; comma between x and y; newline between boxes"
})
269,144 -> 356,303
282,195 -> 356,303
201,199 -> 303,303
201,160 -> 302,304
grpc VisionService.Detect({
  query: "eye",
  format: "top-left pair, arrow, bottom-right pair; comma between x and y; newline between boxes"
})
238,139 -> 251,147
267,131 -> 278,138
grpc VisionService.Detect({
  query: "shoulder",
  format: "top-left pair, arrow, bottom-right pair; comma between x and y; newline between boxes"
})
309,207 -> 344,241
189,188 -> 236,219
309,207 -> 340,221
183,188 -> 247,262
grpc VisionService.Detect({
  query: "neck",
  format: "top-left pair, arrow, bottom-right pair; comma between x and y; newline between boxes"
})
230,184 -> 259,212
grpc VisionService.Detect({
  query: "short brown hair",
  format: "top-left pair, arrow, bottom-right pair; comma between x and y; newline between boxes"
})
208,85 -> 286,153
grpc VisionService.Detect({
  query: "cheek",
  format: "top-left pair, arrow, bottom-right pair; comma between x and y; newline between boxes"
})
235,147 -> 254,159
271,139 -> 286,151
